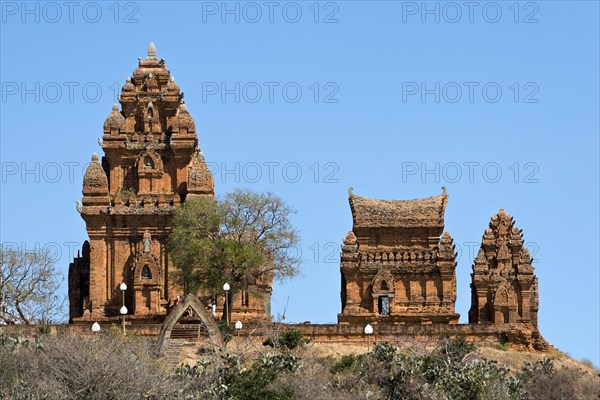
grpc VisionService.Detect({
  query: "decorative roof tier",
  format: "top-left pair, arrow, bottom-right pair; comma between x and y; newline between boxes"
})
349,192 -> 447,229
107,42 -> 185,138
93,42 -> 210,201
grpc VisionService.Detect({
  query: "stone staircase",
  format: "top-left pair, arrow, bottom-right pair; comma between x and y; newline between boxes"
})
171,326 -> 201,340
164,325 -> 211,368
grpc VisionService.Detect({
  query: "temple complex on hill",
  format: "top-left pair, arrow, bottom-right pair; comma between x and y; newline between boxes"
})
68,45 -> 543,349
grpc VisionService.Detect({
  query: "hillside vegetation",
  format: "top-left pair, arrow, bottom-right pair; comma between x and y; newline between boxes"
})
0,328 -> 598,400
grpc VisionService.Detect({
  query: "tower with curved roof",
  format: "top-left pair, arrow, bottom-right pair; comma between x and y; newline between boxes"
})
338,190 -> 459,324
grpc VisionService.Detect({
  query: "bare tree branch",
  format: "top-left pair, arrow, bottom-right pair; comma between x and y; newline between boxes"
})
0,246 -> 65,325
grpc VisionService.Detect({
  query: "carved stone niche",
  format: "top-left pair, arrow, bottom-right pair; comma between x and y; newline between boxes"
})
137,150 -> 163,176
136,150 -> 163,194
132,250 -> 162,315
371,270 -> 395,316
492,279 -> 518,324
142,101 -> 161,133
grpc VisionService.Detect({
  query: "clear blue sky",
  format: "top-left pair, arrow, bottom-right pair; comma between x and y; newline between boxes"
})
1,1 -> 598,366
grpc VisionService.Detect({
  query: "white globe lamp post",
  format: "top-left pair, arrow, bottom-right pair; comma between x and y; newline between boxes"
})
364,323 -> 374,351
223,282 -> 230,324
120,282 -> 128,334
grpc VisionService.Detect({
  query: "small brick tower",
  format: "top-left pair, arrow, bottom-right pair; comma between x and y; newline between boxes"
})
468,209 -> 539,326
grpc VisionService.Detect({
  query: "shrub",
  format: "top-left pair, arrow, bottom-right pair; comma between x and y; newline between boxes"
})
259,352 -> 301,372
227,363 -> 297,400
218,320 -> 235,343
263,329 -> 308,350
115,186 -> 135,197
330,354 -> 361,374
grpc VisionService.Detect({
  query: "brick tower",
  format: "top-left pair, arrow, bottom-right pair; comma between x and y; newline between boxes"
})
69,43 -> 215,322
338,189 -> 459,324
468,209 -> 539,326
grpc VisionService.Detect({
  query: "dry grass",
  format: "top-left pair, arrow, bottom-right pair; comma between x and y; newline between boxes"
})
477,346 -> 599,375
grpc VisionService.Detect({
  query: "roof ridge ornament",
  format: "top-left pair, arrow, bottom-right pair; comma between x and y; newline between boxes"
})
196,147 -> 205,162
147,42 -> 157,60
475,247 -> 487,264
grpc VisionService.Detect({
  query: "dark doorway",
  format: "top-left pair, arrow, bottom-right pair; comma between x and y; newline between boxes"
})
378,296 -> 390,315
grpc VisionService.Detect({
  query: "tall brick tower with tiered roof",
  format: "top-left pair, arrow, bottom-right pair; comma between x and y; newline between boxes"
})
69,44 -> 270,323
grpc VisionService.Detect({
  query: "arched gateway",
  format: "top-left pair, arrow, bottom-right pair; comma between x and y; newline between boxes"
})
156,294 -> 223,356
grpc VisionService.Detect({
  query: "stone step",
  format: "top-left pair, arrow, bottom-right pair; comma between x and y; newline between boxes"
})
171,327 -> 201,340
164,339 -> 187,367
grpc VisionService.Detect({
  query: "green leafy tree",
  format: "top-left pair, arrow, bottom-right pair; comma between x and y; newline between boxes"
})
167,189 -> 300,319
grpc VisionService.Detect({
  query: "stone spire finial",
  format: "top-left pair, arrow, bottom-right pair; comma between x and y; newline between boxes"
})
91,153 -> 100,163
147,42 -> 157,60
112,103 -> 119,112
170,76 -> 175,82
196,147 -> 205,161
